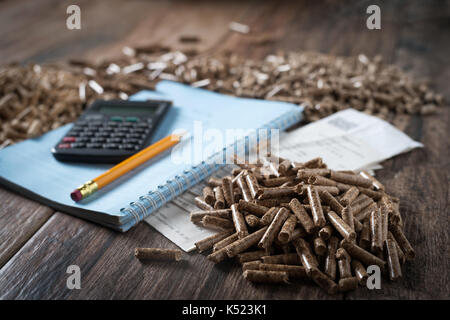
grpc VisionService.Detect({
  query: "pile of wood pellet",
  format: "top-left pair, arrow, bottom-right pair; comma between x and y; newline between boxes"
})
190,157 -> 414,294
0,45 -> 445,147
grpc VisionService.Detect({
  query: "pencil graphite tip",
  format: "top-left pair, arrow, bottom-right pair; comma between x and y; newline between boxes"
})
173,130 -> 189,140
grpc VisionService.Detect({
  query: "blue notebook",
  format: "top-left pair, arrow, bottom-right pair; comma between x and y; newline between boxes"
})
0,81 -> 302,231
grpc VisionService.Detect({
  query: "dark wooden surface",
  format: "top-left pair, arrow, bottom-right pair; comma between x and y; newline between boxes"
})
0,0 -> 449,299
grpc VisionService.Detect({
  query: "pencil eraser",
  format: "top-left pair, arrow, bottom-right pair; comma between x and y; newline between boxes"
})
71,189 -> 82,202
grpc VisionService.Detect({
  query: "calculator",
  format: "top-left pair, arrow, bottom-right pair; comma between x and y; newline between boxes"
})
51,99 -> 171,163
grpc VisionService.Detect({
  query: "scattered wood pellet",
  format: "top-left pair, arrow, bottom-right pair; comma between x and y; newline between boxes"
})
135,248 -> 182,261
190,156 -> 415,294
229,21 -> 250,34
243,270 -> 289,284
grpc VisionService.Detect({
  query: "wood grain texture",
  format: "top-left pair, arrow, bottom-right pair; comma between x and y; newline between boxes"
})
0,0 -> 448,299
0,212 -> 339,299
0,188 -> 53,268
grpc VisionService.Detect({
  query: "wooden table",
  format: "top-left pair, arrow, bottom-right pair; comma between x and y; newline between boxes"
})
0,0 -> 448,300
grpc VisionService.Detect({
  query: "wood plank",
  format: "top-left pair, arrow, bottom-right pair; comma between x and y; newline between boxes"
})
0,0 -> 170,64
0,211 -> 339,299
0,188 -> 53,268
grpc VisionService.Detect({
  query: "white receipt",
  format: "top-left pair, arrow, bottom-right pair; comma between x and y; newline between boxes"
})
145,109 -> 423,251
278,109 -> 423,171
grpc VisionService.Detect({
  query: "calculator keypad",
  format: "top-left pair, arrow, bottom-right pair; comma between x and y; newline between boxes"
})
58,118 -> 152,152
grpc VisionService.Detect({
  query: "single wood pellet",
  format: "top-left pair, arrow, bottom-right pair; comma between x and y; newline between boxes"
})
213,186 -> 225,209
195,230 -> 234,253
213,232 -> 239,252
261,253 -> 301,265
278,214 -> 297,243
243,270 -> 289,284
242,260 -> 262,271
222,177 -> 235,206
259,263 -> 307,279
201,215 -> 234,231
194,196 -> 214,211
340,187 -> 360,207
289,198 -> 315,234
294,238 -> 319,275
231,204 -> 249,239
190,156 -> 414,295
236,174 -> 252,201
370,208 -> 383,253
238,250 -> 267,264
135,248 -> 182,261
325,236 -> 339,280
260,207 -> 279,226
259,208 -> 290,249
360,171 -> 385,191
336,248 -> 352,279
313,236 -> 327,256
306,185 -> 326,228
238,199 -> 269,216
245,214 -> 261,228
190,209 -> 231,223
202,186 -> 215,206
385,239 -> 403,281
327,211 -> 356,241
351,260 -> 369,286
245,173 -> 262,199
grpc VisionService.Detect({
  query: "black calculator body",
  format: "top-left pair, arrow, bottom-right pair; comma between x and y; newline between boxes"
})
51,99 -> 171,163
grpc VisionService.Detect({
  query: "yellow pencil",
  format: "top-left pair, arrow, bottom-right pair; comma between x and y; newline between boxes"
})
71,132 -> 186,202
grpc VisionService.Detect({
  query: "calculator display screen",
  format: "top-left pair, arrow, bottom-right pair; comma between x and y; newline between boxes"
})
98,105 -> 157,114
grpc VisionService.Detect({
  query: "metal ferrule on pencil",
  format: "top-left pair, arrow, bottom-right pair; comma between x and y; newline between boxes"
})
75,180 -> 98,200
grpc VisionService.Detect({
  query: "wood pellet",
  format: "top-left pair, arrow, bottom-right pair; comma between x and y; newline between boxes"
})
135,248 -> 182,261
190,156 -> 415,294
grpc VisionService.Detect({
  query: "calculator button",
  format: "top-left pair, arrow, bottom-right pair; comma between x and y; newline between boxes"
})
95,132 -> 110,138
126,133 -> 142,139
85,114 -> 104,121
103,143 -> 119,149
90,137 -> 106,143
80,132 -> 95,137
111,132 -> 127,138
58,143 -> 71,149
71,143 -> 86,148
76,137 -> 90,143
133,128 -> 150,134
126,117 -> 139,122
106,121 -> 119,127
66,131 -> 79,137
120,144 -> 139,150
136,122 -> 149,128
123,138 -> 142,144
110,116 -> 123,122
120,122 -> 134,127
100,125 -> 114,130
86,143 -> 102,149
63,136 -> 77,142
106,138 -> 122,143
